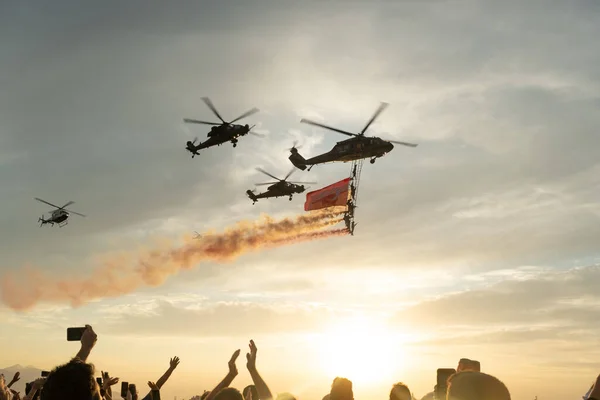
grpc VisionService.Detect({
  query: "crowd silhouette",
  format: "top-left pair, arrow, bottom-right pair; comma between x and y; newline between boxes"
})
1,325 -> 599,400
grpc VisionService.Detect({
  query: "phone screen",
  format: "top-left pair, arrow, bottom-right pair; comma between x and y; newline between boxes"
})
67,327 -> 86,341
435,368 -> 456,399
97,377 -> 103,386
121,382 -> 129,398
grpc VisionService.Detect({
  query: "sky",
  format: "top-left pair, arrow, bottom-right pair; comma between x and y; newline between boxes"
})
1,1 -> 599,399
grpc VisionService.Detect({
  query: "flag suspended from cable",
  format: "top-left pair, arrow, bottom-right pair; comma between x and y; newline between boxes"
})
304,177 -> 351,211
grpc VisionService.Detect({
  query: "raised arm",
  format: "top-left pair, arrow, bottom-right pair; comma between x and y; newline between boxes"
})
102,374 -> 120,400
7,372 -> 20,388
75,325 -> 97,362
156,357 -> 180,389
205,350 -> 241,400
246,340 -> 273,400
140,357 -> 181,400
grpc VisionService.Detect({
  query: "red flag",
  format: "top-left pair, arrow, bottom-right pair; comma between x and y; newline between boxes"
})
304,177 -> 351,211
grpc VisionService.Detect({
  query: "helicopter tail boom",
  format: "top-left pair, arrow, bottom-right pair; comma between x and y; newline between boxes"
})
289,150 -> 307,171
246,190 -> 258,202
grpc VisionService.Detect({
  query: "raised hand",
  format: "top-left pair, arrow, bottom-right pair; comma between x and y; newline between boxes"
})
148,382 -> 159,391
103,377 -> 120,390
9,372 -> 20,385
169,357 -> 180,370
246,340 -> 257,371
81,325 -> 98,349
228,350 -> 241,377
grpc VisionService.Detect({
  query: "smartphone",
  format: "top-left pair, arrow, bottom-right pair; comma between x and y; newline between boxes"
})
129,384 -> 138,400
435,368 -> 456,399
121,382 -> 129,398
97,377 -> 103,386
458,358 -> 480,372
67,327 -> 86,341
41,371 -> 49,377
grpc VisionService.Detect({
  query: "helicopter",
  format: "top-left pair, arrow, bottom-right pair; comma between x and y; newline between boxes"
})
35,197 -> 85,227
246,167 -> 316,204
183,97 -> 261,157
289,102 -> 418,171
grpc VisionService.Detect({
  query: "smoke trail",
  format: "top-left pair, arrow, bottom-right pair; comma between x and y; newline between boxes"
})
0,210 -> 348,311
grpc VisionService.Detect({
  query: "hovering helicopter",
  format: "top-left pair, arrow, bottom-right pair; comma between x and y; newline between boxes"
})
289,102 -> 418,171
246,167 -> 316,204
183,97 -> 262,157
35,197 -> 85,227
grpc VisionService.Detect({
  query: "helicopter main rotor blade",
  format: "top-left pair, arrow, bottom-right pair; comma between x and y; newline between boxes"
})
34,197 -> 61,209
229,107 -> 259,124
255,182 -> 278,186
300,119 -> 358,137
287,140 -> 303,150
256,167 -> 281,181
249,131 -> 265,138
183,118 -> 221,126
360,102 -> 389,135
59,201 -> 75,209
288,181 -> 317,184
386,139 -> 419,147
201,97 -> 226,123
284,167 -> 297,181
65,209 -> 86,217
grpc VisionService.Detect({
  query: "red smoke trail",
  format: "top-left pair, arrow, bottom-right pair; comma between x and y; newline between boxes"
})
0,210 -> 347,311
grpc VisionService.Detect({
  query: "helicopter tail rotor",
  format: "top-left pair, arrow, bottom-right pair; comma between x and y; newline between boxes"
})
247,125 -> 266,138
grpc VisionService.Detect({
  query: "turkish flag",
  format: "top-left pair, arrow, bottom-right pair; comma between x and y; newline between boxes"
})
304,177 -> 351,211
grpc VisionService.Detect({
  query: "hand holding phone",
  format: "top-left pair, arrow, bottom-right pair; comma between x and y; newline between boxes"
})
129,383 -> 138,400
435,368 -> 456,400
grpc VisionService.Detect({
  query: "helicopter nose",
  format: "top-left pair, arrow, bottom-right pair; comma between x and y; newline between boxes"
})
387,142 -> 394,152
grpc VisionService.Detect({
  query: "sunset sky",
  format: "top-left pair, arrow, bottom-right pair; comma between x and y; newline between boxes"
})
1,1 -> 599,400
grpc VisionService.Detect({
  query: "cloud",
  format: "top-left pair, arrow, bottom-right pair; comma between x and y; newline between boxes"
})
391,265 -> 600,334
104,300 -> 340,337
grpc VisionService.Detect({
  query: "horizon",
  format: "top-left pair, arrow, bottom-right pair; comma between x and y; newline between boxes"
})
1,1 -> 599,400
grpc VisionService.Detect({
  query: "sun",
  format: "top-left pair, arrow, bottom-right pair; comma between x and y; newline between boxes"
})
315,315 -> 404,386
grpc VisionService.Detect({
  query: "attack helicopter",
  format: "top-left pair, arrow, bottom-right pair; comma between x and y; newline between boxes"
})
35,197 -> 86,227
246,167 -> 316,204
183,97 -> 262,157
289,102 -> 418,171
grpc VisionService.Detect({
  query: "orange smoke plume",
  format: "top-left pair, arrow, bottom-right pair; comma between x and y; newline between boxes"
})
0,209 -> 348,311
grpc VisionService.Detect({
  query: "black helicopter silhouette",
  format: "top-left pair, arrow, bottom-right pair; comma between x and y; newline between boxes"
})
35,197 -> 86,227
289,102 -> 418,171
183,97 -> 262,157
246,167 -> 316,204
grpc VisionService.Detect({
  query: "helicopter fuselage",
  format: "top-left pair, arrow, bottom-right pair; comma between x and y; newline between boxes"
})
50,209 -> 69,223
187,124 -> 252,156
247,182 -> 305,203
290,136 -> 394,169
207,124 -> 250,138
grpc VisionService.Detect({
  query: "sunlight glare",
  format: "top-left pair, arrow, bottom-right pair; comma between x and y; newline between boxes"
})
316,315 -> 403,386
